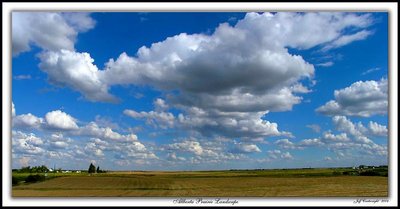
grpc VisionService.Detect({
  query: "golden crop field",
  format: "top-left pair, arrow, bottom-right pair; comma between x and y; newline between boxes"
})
12,169 -> 388,197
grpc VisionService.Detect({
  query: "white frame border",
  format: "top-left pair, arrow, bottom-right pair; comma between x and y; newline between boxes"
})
2,2 -> 398,207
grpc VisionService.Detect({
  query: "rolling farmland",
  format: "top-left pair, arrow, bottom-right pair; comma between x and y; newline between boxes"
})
12,168 -> 388,197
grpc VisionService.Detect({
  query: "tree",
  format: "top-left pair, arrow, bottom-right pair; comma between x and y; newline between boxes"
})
31,165 -> 49,173
38,165 -> 49,173
12,176 -> 19,186
88,163 -> 96,174
96,166 -> 100,173
25,174 -> 45,183
20,166 -> 31,173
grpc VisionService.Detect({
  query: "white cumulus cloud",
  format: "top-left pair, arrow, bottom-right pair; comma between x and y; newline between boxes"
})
274,139 -> 297,149
39,50 -> 118,103
267,149 -> 293,160
12,131 -> 45,155
299,138 -> 324,147
166,140 -> 204,156
368,121 -> 388,137
13,113 -> 43,129
176,108 -> 284,139
77,122 -> 138,142
322,132 -> 351,142
124,109 -> 175,129
12,12 -> 95,56
45,110 -> 79,130
316,78 -> 388,117
233,143 -> 261,153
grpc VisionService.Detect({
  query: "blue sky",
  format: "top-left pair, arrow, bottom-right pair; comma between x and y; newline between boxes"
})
11,12 -> 388,170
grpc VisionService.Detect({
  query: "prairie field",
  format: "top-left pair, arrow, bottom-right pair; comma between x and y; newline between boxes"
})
12,168 -> 388,197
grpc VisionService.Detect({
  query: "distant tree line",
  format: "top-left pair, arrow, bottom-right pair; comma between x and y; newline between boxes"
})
13,165 -> 49,173
12,163 -> 108,174
334,165 -> 388,177
12,163 -> 106,186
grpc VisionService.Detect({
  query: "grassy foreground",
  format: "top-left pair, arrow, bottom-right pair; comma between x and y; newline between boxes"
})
12,168 -> 388,197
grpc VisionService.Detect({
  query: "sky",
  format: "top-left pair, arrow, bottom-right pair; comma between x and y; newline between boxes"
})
11,12 -> 389,171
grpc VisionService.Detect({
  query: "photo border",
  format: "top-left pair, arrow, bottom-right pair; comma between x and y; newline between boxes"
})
2,2 -> 398,207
